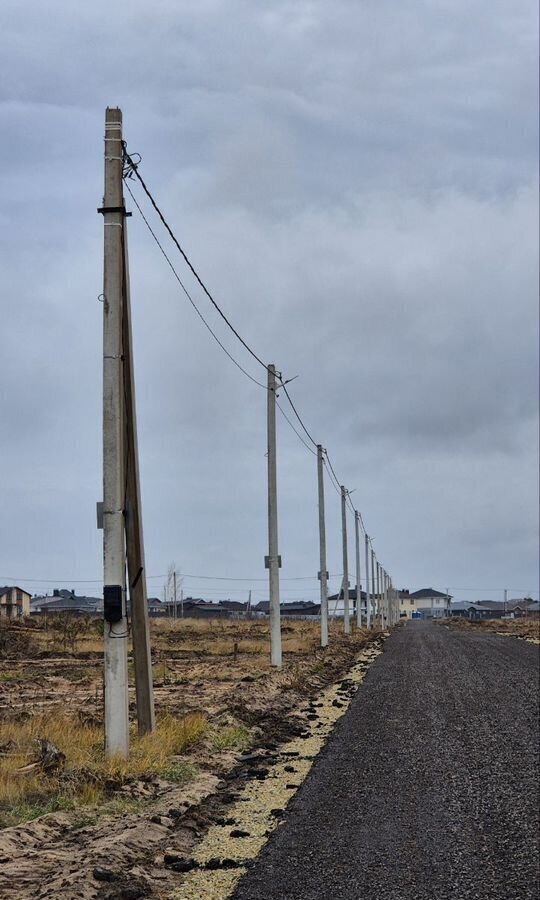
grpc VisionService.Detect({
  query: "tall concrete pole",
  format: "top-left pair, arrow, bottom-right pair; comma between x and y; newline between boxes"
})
102,107 -> 129,757
365,534 -> 371,629
122,216 -> 155,736
376,560 -> 381,627
340,487 -> 350,635
317,446 -> 329,647
267,364 -> 282,667
354,511 -> 362,628
173,570 -> 177,620
370,546 -> 376,629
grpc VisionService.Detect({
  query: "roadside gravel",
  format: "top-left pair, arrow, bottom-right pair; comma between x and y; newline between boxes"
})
233,622 -> 540,900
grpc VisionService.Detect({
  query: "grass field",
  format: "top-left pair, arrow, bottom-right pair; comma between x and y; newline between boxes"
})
0,615 -> 375,828
442,616 -> 539,643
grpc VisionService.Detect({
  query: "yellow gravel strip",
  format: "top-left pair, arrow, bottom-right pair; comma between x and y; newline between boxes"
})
172,643 -> 383,900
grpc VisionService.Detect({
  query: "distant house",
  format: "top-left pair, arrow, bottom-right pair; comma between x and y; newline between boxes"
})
281,601 -> 321,617
252,600 -> 321,617
400,588 -> 452,619
328,587 -> 368,619
147,598 -> 167,617
449,601 -> 482,619
0,585 -> 31,619
449,599 -> 538,620
31,589 -> 103,616
181,599 -> 230,618
508,599 -> 537,618
218,600 -> 247,612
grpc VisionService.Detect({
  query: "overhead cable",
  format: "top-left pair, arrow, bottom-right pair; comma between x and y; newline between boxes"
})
123,145 -> 267,372
123,180 -> 267,391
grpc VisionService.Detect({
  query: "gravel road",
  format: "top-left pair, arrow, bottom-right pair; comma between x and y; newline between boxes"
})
233,622 -> 539,900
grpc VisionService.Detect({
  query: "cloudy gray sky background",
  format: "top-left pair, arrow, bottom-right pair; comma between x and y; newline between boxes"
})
0,0 -> 538,604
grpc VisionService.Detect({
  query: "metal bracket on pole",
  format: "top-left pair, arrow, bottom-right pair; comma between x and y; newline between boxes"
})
265,555 -> 282,569
97,206 -> 132,217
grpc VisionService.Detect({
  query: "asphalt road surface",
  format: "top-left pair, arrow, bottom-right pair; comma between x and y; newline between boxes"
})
233,622 -> 539,900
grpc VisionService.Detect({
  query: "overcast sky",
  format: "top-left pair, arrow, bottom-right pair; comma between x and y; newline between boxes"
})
0,0 -> 538,605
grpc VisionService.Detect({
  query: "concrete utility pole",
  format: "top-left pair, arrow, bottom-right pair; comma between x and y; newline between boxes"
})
376,560 -> 381,627
266,364 -> 282,667
173,570 -> 177,620
354,511 -> 362,628
370,546 -> 376,630
365,534 -> 371,629
340,487 -> 350,635
101,107 -> 129,757
122,214 -> 154,737
317,446 -> 329,647
504,588 -> 507,616
101,107 -> 154,753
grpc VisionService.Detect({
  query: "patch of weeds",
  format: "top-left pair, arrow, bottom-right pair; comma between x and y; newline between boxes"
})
210,725 -> 250,751
160,760 -> 199,784
100,797 -> 146,817
282,665 -> 310,693
0,670 -> 32,683
69,810 -> 99,830
0,794 -> 77,828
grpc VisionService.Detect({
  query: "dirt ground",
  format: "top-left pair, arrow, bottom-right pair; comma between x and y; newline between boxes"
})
442,616 -> 540,643
0,616 -> 384,900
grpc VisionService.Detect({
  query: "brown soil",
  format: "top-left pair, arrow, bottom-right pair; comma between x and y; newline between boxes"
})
0,618 -> 382,900
442,616 -> 540,642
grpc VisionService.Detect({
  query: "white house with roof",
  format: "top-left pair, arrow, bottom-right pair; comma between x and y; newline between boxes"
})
399,588 -> 452,619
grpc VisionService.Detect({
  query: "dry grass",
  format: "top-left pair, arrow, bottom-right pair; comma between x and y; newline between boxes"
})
0,615 -> 380,828
0,712 -> 207,827
444,617 -> 540,641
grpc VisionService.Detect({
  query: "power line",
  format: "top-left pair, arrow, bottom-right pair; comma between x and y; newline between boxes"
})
125,180 -> 323,458
278,380 -> 318,449
323,457 -> 343,498
122,147 -> 383,572
124,180 -> 267,391
276,400 -> 317,456
0,572 -> 343,585
123,145 -> 268,372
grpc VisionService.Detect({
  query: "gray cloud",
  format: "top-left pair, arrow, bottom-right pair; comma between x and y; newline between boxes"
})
0,0 -> 537,603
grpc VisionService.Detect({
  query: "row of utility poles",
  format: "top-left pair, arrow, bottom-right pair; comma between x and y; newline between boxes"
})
266,364 -> 399,668
100,108 -> 398,757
